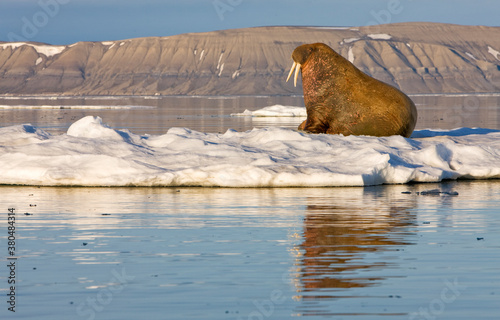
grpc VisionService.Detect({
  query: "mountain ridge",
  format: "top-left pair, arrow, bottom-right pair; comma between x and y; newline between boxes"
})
1,22 -> 500,96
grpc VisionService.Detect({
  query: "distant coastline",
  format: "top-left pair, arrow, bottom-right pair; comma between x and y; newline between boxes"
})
1,22 -> 500,96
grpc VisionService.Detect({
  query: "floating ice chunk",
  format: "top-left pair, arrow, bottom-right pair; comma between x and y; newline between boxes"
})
231,105 -> 307,117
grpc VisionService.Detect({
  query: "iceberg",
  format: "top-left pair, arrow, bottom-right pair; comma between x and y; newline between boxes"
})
1,116 -> 499,187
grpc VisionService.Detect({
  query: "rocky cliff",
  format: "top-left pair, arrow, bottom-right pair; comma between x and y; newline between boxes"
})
1,22 -> 500,96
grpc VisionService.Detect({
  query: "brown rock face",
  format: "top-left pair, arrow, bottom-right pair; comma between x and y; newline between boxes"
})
1,22 -> 500,96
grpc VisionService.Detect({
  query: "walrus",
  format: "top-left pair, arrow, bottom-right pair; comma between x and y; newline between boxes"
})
286,43 -> 417,137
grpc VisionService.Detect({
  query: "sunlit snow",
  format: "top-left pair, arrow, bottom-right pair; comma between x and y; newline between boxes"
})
1,112 -> 499,187
0,42 -> 66,57
368,34 -> 392,40
488,46 -> 500,61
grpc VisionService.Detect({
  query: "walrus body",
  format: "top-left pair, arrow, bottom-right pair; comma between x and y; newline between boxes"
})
286,43 -> 417,137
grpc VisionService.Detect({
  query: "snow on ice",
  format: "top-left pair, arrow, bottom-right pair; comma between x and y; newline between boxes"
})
1,111 -> 500,187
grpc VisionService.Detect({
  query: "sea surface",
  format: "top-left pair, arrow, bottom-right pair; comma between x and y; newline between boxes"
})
1,94 -> 499,134
0,94 -> 499,319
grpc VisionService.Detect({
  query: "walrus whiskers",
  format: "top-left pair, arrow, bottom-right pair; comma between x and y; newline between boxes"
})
286,61 -> 301,87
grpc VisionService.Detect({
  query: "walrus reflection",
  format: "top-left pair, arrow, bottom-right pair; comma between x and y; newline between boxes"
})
297,193 -> 417,296
286,43 -> 417,137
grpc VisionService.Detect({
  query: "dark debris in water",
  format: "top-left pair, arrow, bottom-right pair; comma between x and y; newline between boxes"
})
402,189 -> 459,196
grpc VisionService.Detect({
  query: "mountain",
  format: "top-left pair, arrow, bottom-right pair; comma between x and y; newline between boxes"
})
1,22 -> 500,96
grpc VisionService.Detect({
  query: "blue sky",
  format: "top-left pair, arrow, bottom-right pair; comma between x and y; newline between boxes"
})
1,0 -> 499,44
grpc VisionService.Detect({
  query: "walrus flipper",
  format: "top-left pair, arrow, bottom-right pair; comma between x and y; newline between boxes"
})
300,107 -> 330,134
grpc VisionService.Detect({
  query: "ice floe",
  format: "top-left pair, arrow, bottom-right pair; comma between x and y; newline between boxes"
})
1,115 -> 499,187
231,105 -> 306,117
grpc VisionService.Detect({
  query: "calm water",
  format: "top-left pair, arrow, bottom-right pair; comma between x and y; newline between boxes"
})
1,94 -> 500,134
0,182 -> 499,319
1,95 -> 499,319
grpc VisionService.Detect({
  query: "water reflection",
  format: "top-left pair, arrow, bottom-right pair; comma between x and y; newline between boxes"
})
1,183 -> 499,319
294,187 -> 417,316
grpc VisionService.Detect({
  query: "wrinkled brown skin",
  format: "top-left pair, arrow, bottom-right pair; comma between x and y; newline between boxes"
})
293,43 -> 417,137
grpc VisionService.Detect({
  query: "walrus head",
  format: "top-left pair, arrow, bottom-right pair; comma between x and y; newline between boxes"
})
286,43 -> 341,87
285,45 -> 312,87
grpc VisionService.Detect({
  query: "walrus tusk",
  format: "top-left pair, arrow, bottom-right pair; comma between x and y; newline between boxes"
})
293,62 -> 300,87
286,61 -> 296,83
286,61 -> 301,87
